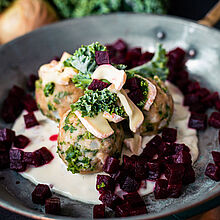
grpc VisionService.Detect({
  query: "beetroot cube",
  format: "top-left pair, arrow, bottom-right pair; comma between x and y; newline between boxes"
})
188,112 -> 207,130
22,152 -> 34,164
125,77 -> 141,91
215,100 -> 220,112
125,48 -> 142,61
205,163 -> 220,181
32,184 -> 52,204
0,142 -> 7,153
196,88 -> 211,98
111,169 -> 128,184
0,128 -> 15,148
0,152 -> 10,169
189,104 -> 207,114
168,183 -> 182,198
141,135 -> 162,159
202,92 -> 219,108
186,81 -> 200,94
123,192 -> 145,207
123,155 -> 135,174
175,79 -> 191,94
182,164 -> 195,185
211,151 -> 220,167
208,112 -> 220,128
184,94 -> 199,106
10,160 -> 26,172
24,112 -> 39,128
173,151 -> 192,165
32,150 -> 44,167
9,149 -> 23,161
37,147 -> 54,164
88,79 -> 109,91
45,197 -> 61,215
140,51 -> 154,63
147,161 -> 161,180
22,94 -> 38,112
174,144 -> 190,153
115,202 -> 130,217
103,156 -> 120,174
134,158 -> 148,180
120,176 -> 140,193
13,135 -> 30,149
165,164 -> 185,184
162,128 -> 177,143
95,51 -> 109,65
168,47 -> 185,68
27,74 -> 38,91
112,39 -> 127,51
99,190 -> 122,209
128,89 -> 144,105
154,179 -> 169,199
96,175 -> 115,193
158,142 -> 175,156
93,204 -> 105,218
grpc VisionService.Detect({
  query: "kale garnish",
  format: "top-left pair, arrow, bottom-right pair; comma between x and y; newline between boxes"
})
44,82 -> 55,97
71,88 -> 126,118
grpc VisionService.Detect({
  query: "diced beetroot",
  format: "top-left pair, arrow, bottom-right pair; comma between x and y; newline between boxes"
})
9,148 -> 23,161
22,152 -> 34,164
168,183 -> 182,198
215,100 -> 220,112
24,112 -> 39,128
125,48 -> 142,62
10,160 -> 26,172
88,79 -> 109,91
189,103 -> 207,113
158,142 -> 175,156
22,94 -> 38,112
120,176 -> 140,193
195,88 -> 211,99
110,56 -> 126,65
162,128 -> 177,143
168,47 -> 186,68
175,79 -> 191,94
9,85 -> 25,99
111,169 -> 128,184
32,150 -> 44,167
219,130 -> 220,145
32,184 -> 52,204
27,74 -> 39,91
182,164 -> 195,185
128,89 -> 144,105
141,135 -> 162,159
103,156 -> 120,174
129,205 -> 147,216
96,175 -> 115,193
186,81 -> 200,94
205,163 -> 220,181
93,204 -> 105,218
0,128 -> 15,148
123,192 -> 145,208
184,94 -> 199,106
115,202 -> 130,217
124,77 -> 141,91
173,151 -> 192,165
174,144 -> 190,153
0,142 -> 7,153
147,161 -> 161,180
202,92 -> 219,108
112,39 -> 127,52
0,152 -> 10,169
99,190 -> 122,209
177,70 -> 189,81
45,197 -> 61,215
95,51 -> 109,65
37,147 -> 54,164
13,135 -> 30,149
106,44 -> 116,57
134,158 -> 148,180
140,51 -> 154,63
165,163 -> 185,184
208,112 -> 220,128
211,151 -> 220,167
122,155 -> 135,174
188,112 -> 207,130
154,179 -> 169,199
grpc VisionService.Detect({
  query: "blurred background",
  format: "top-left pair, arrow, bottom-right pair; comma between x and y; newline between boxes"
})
0,0 -> 219,219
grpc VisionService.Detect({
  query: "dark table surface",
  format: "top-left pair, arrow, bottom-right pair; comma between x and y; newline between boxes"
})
0,0 -> 220,219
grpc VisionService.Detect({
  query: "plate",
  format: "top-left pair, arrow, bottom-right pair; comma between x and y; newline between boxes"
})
0,13 -> 220,219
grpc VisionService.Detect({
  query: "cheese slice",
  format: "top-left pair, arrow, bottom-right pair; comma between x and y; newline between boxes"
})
92,64 -> 127,91
60,51 -> 72,63
74,110 -> 114,139
103,112 -> 124,123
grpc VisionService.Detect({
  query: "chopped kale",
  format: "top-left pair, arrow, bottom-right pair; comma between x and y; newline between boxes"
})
44,82 -> 55,97
71,88 -> 126,118
53,91 -> 72,104
137,77 -> 148,108
47,102 -> 56,111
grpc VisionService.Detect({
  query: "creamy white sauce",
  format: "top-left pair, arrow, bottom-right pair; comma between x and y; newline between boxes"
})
12,82 -> 198,204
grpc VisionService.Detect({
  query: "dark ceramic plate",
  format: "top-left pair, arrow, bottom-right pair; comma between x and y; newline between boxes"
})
0,13 -> 220,219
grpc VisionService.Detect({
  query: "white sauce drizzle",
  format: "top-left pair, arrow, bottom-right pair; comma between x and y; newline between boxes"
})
12,82 -> 198,204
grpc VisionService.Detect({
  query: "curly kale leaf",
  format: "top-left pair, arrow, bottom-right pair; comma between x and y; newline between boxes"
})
71,88 -> 126,118
63,42 -> 106,89
128,44 -> 169,81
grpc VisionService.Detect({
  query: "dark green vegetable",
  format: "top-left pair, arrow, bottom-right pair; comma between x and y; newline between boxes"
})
71,88 -> 126,118
64,42 -> 106,89
0,0 -> 13,13
128,44 -> 169,81
50,0 -> 168,19
137,77 -> 148,108
44,82 -> 55,97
